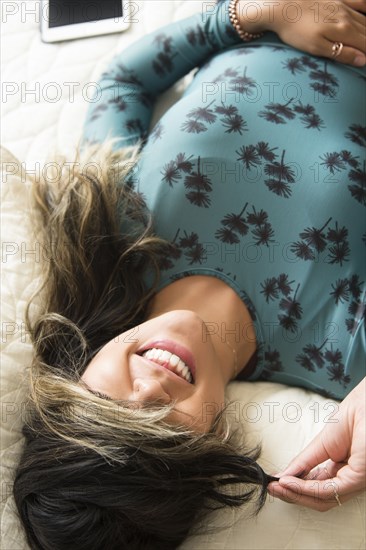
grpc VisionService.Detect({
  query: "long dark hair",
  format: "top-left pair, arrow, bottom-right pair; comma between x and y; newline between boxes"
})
13,143 -> 274,550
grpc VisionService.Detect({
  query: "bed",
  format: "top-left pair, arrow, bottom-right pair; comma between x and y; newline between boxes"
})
1,2 -> 365,548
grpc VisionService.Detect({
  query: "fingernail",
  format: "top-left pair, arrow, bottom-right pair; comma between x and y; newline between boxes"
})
354,54 -> 366,67
279,476 -> 302,486
274,468 -> 303,478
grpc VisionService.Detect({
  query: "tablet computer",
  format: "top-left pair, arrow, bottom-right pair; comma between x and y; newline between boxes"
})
40,0 -> 131,43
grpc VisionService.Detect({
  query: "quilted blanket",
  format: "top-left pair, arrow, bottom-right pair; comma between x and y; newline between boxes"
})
1,2 -> 365,548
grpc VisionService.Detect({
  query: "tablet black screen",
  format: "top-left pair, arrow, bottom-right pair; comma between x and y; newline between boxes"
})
48,0 -> 123,28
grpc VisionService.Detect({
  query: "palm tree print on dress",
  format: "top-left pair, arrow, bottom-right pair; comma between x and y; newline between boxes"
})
221,113 -> 247,135
259,98 -> 296,125
278,283 -> 303,333
89,103 -> 108,122
150,122 -> 164,142
101,63 -> 153,108
320,151 -> 357,174
181,100 -> 217,134
182,99 -> 217,134
348,161 -> 366,206
345,124 -> 366,147
282,57 -> 306,75
294,102 -> 325,131
309,61 -> 339,98
259,98 -> 325,130
215,203 -> 249,244
300,55 -> 320,70
260,273 -> 294,303
290,219 -> 350,265
296,339 -> 328,372
234,47 -> 255,56
237,144 -> 261,170
330,274 -> 365,335
231,67 -> 258,96
297,340 -> 350,387
151,33 -> 178,77
325,346 -> 350,388
236,142 -> 299,198
184,156 -> 213,208
215,101 -> 247,135
212,68 -> 239,83
161,153 -> 214,208
346,301 -> 366,335
108,96 -> 128,113
255,142 -> 278,161
264,150 -> 297,198
178,230 -> 207,265
210,65 -> 258,97
161,152 -> 194,186
125,119 -> 145,137
180,101 -> 249,136
326,222 -> 350,266
159,228 -> 182,271
215,204 -> 275,247
261,347 -> 284,379
320,145 -> 364,206
282,56 -> 338,98
185,24 -> 211,47
236,141 -> 278,171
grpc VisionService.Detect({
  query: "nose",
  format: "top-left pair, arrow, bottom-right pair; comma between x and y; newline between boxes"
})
133,378 -> 171,405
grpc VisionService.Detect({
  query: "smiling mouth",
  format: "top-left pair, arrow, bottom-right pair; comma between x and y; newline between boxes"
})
141,348 -> 194,384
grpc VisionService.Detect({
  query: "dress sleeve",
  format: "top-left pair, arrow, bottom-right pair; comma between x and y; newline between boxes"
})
82,0 -> 242,148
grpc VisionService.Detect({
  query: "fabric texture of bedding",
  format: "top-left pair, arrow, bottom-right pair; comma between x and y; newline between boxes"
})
1,2 -> 365,549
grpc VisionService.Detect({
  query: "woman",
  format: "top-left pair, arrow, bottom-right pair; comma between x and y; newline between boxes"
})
13,0 -> 365,548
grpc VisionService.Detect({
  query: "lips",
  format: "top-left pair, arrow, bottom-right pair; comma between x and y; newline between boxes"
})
137,339 -> 196,383
141,348 -> 193,383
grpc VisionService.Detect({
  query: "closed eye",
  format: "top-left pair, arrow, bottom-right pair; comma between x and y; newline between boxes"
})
88,389 -> 113,401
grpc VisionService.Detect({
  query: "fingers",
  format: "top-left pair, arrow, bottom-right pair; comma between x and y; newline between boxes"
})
325,41 -> 366,67
268,472 -> 345,511
315,29 -> 366,66
267,481 -> 350,511
311,2 -> 366,66
274,432 -> 330,478
268,464 -> 365,511
304,460 -> 345,481
342,0 -> 366,14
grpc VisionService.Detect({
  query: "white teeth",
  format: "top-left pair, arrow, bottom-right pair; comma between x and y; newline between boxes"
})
182,365 -> 189,378
141,348 -> 193,383
161,350 -> 171,362
169,354 -> 180,367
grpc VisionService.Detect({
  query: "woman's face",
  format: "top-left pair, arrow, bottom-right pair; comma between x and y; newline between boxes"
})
81,310 -> 226,432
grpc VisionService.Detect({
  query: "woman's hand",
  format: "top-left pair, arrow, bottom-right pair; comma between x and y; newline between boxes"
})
267,378 -> 366,511
236,0 -> 366,67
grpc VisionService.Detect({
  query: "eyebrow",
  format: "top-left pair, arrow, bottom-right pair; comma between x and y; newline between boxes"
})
87,388 -> 113,401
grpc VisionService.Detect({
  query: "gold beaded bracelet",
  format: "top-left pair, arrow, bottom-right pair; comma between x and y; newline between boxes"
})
228,0 -> 264,42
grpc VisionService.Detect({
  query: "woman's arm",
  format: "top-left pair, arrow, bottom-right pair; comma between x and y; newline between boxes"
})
82,0 -> 242,148
82,0 -> 366,148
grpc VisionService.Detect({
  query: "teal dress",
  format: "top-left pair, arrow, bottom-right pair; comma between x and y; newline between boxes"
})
83,0 -> 366,400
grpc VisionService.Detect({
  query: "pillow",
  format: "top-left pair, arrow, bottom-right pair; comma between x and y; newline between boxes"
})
1,148 -> 42,549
